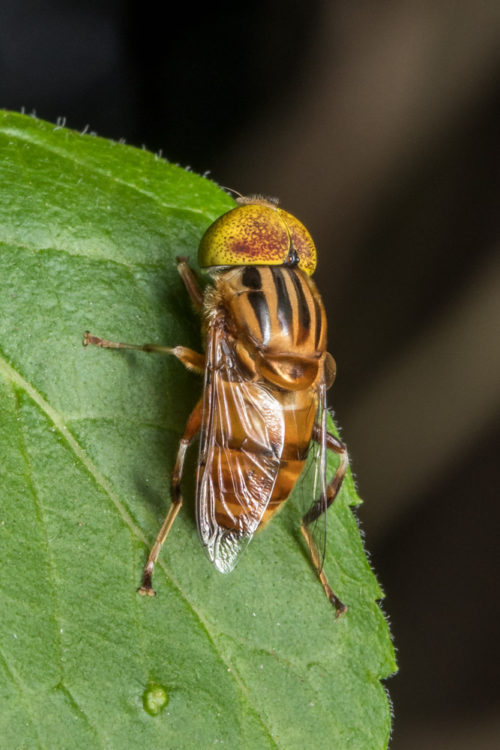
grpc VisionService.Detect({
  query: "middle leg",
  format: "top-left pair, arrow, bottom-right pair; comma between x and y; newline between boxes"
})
138,397 -> 203,596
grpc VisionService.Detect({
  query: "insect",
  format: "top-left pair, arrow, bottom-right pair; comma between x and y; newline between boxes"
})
84,195 -> 349,614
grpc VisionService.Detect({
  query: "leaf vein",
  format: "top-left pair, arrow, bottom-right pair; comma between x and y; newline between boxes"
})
11,383 -> 65,674
0,236 -> 155,274
56,682 -> 103,748
0,645 -> 44,749
0,125 -> 214,221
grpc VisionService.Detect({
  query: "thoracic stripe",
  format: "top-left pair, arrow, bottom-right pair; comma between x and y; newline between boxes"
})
271,267 -> 293,337
242,266 -> 262,290
247,291 -> 271,345
289,270 -> 311,344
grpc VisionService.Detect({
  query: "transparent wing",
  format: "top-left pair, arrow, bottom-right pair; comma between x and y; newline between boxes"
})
301,380 -> 329,573
196,317 -> 285,573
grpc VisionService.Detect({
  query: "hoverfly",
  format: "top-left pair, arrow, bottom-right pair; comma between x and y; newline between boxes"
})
84,195 -> 348,614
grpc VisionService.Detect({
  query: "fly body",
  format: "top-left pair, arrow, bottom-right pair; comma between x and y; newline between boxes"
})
197,265 -> 326,573
84,195 -> 349,614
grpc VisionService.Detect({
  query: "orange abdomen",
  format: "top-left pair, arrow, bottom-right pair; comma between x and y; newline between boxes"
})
259,386 -> 319,527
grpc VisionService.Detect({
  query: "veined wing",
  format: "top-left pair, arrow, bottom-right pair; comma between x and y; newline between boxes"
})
196,316 -> 285,573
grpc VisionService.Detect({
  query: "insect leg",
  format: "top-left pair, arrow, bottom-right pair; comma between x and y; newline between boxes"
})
138,397 -> 203,596
83,332 -> 205,374
301,431 -> 349,616
176,256 -> 204,311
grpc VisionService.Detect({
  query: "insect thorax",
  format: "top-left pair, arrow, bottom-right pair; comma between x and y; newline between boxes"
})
212,265 -> 327,391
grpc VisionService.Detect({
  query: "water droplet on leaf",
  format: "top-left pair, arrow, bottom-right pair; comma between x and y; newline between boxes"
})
143,683 -> 169,716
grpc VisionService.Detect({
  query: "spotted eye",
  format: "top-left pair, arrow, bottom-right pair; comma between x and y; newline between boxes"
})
198,202 -> 317,275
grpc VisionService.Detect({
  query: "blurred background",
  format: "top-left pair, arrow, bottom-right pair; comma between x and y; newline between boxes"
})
1,1 -> 499,746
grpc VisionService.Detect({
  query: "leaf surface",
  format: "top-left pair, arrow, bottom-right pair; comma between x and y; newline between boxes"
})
0,111 -> 396,749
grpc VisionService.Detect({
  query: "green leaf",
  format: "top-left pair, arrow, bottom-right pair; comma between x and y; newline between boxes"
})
0,111 -> 396,749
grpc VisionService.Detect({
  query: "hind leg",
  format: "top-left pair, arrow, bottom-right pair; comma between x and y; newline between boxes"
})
301,432 -> 348,616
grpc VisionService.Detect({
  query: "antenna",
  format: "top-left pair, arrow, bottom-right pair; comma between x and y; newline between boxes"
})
220,185 -> 246,200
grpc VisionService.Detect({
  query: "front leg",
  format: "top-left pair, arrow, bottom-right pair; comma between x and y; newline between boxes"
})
83,257 -> 206,371
176,256 -> 204,312
83,333 -> 205,374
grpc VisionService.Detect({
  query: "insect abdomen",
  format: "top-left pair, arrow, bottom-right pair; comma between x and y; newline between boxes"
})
200,378 -> 318,534
259,386 -> 318,527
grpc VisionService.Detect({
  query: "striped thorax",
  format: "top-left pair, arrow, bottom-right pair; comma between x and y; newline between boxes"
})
215,265 -> 327,390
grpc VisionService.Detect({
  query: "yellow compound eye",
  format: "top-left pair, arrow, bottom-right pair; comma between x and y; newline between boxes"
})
198,203 -> 317,275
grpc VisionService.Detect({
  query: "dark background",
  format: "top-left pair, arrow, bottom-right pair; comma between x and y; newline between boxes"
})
2,1 -> 499,746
